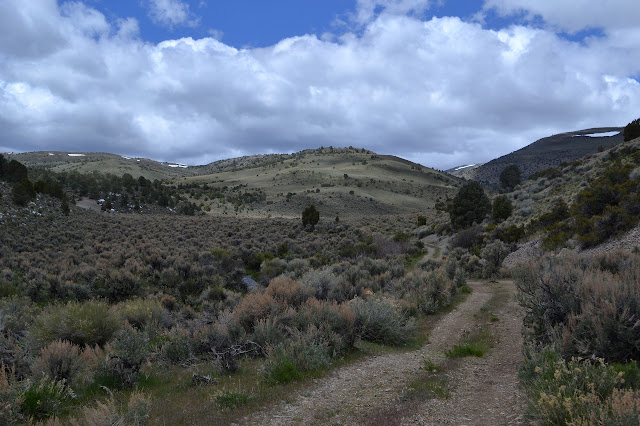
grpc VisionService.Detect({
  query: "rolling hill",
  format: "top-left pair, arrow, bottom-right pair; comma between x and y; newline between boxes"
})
6,147 -> 463,218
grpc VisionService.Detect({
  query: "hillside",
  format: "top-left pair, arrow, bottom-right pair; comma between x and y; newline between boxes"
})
7,147 -> 462,218
447,127 -> 624,188
172,147 -> 462,218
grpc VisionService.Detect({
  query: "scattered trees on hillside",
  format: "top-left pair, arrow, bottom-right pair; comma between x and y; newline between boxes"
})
449,181 -> 491,229
499,164 -> 521,191
624,118 -> 640,141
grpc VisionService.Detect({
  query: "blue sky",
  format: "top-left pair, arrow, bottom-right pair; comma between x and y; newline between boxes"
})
1,0 -> 639,168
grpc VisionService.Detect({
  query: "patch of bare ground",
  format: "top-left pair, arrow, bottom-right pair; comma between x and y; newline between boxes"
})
238,281 -> 526,425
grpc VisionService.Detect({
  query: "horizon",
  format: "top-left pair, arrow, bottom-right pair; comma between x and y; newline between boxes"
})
1,1 -> 639,170
2,124 -> 625,171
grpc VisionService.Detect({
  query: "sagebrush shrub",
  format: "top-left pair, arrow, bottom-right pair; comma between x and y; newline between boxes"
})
300,268 -> 339,300
233,292 -> 283,332
30,340 -> 83,385
351,298 -> 415,346
265,276 -> 310,307
515,251 -> 640,362
519,346 -> 638,425
31,300 -> 120,348
117,298 -> 167,330
70,391 -> 150,426
107,326 -> 149,387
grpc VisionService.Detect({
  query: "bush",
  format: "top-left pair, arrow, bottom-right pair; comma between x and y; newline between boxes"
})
520,346 -> 638,425
481,240 -> 510,279
107,326 -> 149,387
160,329 -> 192,364
494,224 -> 525,243
31,300 -> 120,348
491,195 -> 513,222
0,364 -> 24,425
263,327 -> 333,384
515,252 -> 640,363
117,298 -> 167,330
352,298 -> 416,346
449,182 -> 491,229
20,376 -> 75,421
70,391 -> 151,426
30,340 -> 83,385
449,226 -> 482,250
300,268 -> 339,300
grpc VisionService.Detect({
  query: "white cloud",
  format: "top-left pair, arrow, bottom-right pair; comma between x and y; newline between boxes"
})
0,1 -> 639,169
353,0 -> 432,24
483,0 -> 640,33
145,0 -> 199,29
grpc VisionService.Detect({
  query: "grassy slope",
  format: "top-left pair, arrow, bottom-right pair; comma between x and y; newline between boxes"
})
175,149 -> 462,218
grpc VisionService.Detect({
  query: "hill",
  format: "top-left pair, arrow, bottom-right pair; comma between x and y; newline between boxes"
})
5,147 -> 463,218
173,147 -> 462,218
447,127 -> 624,188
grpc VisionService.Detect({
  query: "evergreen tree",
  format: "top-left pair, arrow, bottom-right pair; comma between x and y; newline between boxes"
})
12,178 -> 36,206
624,118 -> 640,142
499,164 -> 521,191
302,205 -> 320,228
492,195 -> 513,222
5,159 -> 28,183
449,181 -> 491,229
61,198 -> 70,216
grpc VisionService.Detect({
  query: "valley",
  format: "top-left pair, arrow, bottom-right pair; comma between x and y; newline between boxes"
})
1,122 -> 640,425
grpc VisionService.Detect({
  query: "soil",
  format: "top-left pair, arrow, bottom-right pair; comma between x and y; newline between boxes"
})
237,280 -> 527,425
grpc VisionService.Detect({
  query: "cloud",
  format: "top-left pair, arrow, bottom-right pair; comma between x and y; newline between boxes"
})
0,0 -> 639,170
145,0 -> 199,29
483,0 -> 640,33
352,0 -> 432,24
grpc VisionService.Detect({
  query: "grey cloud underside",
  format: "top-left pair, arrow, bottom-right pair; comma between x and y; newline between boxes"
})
1,0 -> 639,169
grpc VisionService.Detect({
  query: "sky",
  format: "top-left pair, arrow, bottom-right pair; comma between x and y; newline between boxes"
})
1,0 -> 639,170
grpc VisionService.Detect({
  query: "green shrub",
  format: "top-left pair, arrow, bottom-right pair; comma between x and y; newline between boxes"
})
117,298 -> 167,330
352,298 -> 416,346
31,300 -> 120,348
481,240 -> 510,279
519,346 -> 638,425
107,326 -> 149,387
494,224 -> 525,243
263,357 -> 301,385
160,329 -> 192,364
446,343 -> 484,358
215,391 -> 249,409
20,377 -> 75,421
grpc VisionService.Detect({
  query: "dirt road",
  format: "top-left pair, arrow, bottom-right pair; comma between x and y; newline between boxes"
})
239,281 -> 527,425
